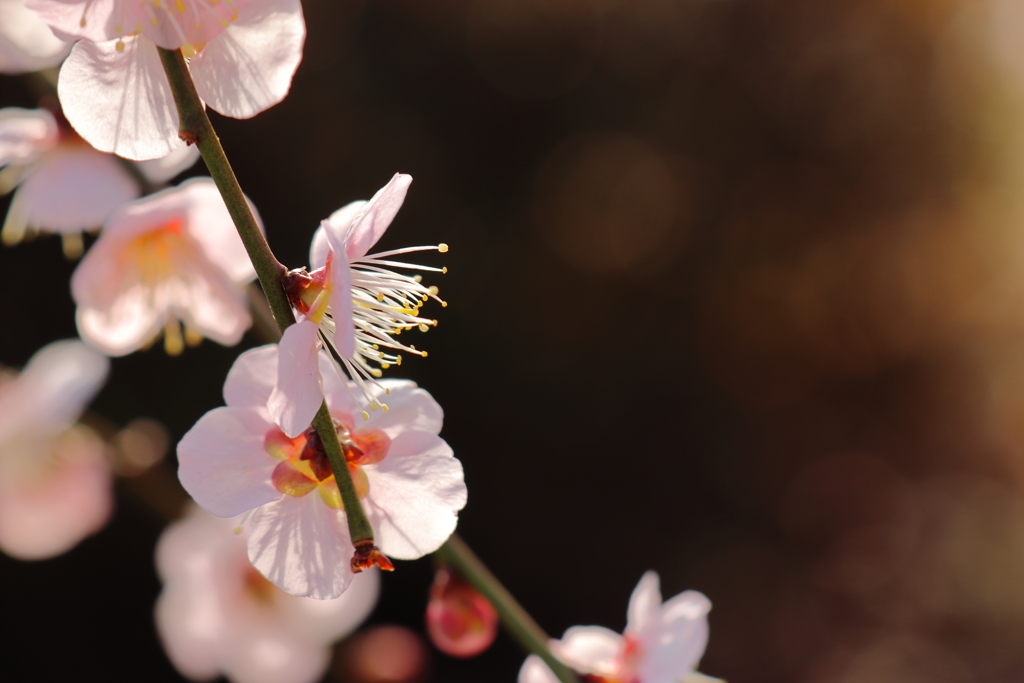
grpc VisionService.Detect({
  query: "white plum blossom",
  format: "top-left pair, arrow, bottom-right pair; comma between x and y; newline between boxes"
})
0,106 -> 199,257
27,0 -> 306,160
156,504 -> 380,683
519,572 -> 717,683
70,176 -> 257,356
0,339 -> 111,560
0,0 -> 70,73
269,173 -> 447,438
178,344 -> 466,599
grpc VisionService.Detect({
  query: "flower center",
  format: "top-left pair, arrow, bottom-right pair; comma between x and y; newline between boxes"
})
264,416 -> 390,509
91,0 -> 241,54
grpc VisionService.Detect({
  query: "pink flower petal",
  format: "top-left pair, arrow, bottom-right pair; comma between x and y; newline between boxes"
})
0,107 -> 56,166
58,35 -> 183,161
75,284 -> 165,356
639,591 -> 710,683
224,345 -> 279,410
268,320 -> 325,438
0,427 -> 112,560
135,144 -> 201,184
16,144 -> 138,233
25,0 -> 122,43
177,177 -> 259,284
314,200 -> 366,268
340,173 -> 412,260
518,655 -> 560,683
326,230 -> 355,358
246,495 -> 354,599
363,432 -> 465,560
626,570 -> 662,638
189,0 -> 304,119
557,626 -> 623,674
177,406 -> 282,518
0,0 -> 71,73
170,261 -> 253,345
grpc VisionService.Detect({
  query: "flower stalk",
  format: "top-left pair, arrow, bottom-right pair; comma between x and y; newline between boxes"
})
156,46 -> 378,562
437,534 -> 580,683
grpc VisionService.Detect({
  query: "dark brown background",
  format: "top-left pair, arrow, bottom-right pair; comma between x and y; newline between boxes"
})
5,0 -> 1024,681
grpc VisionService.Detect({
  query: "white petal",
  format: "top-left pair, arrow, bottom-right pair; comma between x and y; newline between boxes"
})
16,145 -> 138,233
0,107 -> 56,166
246,495 -> 354,599
0,339 -> 109,441
177,406 -> 282,518
316,200 -> 365,266
518,656 -> 561,683
75,286 -> 164,356
326,379 -> 442,439
626,570 -> 662,638
134,144 -> 200,183
283,568 -> 380,643
0,428 -> 112,560
0,0 -> 71,73
363,433 -> 465,559
224,345 -> 279,409
639,591 -> 710,683
169,263 -> 252,346
24,0 -> 122,43
58,36 -> 184,161
189,0 -> 304,119
556,626 -> 623,674
268,320 -> 324,438
326,233 -> 355,358
177,177 -> 259,284
221,621 -> 329,683
341,173 -> 411,260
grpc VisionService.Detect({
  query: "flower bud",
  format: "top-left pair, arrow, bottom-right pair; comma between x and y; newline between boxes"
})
425,567 -> 498,658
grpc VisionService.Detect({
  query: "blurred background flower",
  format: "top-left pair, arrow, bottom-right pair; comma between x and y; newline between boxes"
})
7,0 -> 1024,681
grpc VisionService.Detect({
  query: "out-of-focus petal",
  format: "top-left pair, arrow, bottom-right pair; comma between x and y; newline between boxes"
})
15,144 -> 138,233
556,626 -> 623,674
75,284 -> 164,356
0,0 -> 71,73
518,655 -> 561,683
315,200 -> 365,267
284,569 -> 380,642
268,320 -> 324,438
177,406 -> 282,519
639,591 -> 710,683
340,173 -> 412,260
25,0 -> 121,43
363,433 -> 465,560
58,35 -> 183,161
0,339 -> 109,440
247,495 -> 353,599
309,224 -> 330,271
626,570 -> 662,638
177,177 -> 259,284
221,619 -> 328,683
135,144 -> 200,183
0,107 -> 56,166
0,427 -> 112,560
189,0 -> 305,119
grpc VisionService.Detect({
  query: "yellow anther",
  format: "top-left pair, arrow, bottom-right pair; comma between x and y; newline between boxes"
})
181,43 -> 197,57
418,324 -> 429,333
438,243 -> 449,253
381,363 -> 391,369
80,17 -> 87,27
184,327 -> 203,347
396,356 -> 402,365
176,0 -> 185,11
421,351 -> 428,358
114,23 -> 123,32
369,401 -> 380,412
219,19 -> 228,25
361,411 -> 370,420
428,286 -> 439,296
442,267 -> 448,274
385,388 -> 391,395
413,275 -> 423,283
164,320 -> 184,356
370,368 -> 382,378
377,292 -> 384,302
441,301 -> 448,307
151,17 -> 158,24
115,40 -> 125,52
233,525 -> 243,534
381,404 -> 389,413
379,352 -> 385,358
372,344 -> 379,350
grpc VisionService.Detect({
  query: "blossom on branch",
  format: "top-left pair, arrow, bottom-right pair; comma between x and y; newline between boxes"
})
0,339 -> 111,560
178,345 -> 466,599
70,176 -> 257,356
270,173 -> 447,438
0,0 -> 70,73
0,106 -> 198,257
27,0 -> 306,160
156,505 -> 379,683
519,572 -> 717,683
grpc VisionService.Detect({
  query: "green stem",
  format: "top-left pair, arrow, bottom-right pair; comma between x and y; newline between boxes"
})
437,534 -> 580,683
156,46 -> 377,553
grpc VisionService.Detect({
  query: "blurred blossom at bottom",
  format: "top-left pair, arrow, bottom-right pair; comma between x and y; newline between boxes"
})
425,566 -> 498,657
155,505 -> 380,683
333,624 -> 431,683
0,339 -> 111,560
